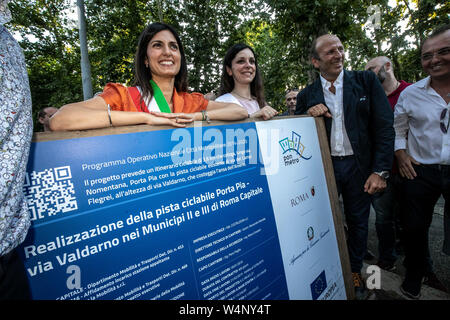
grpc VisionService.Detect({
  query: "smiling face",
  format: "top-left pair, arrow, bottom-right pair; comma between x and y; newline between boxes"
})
421,30 -> 450,81
145,30 -> 181,79
226,48 -> 256,86
311,35 -> 345,81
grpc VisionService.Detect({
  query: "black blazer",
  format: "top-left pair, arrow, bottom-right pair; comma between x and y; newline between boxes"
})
295,70 -> 394,178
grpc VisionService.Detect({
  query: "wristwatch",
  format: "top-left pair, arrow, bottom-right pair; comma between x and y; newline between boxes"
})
374,171 -> 389,180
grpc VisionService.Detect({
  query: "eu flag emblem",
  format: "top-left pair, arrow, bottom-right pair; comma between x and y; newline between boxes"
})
310,270 -> 327,300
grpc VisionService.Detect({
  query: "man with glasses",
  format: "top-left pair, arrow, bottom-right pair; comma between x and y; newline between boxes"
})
394,24 -> 450,299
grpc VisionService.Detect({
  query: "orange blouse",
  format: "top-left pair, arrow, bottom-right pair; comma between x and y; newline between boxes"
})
99,83 -> 209,114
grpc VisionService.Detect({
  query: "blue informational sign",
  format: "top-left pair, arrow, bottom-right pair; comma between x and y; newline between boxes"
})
19,122 -> 291,300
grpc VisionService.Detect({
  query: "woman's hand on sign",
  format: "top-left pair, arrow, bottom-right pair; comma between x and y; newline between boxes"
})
250,106 -> 278,120
148,111 -> 196,126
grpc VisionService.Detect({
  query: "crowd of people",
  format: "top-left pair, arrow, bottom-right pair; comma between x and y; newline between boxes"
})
296,27 -> 450,300
309,26 -> 450,301
1,0 -> 449,300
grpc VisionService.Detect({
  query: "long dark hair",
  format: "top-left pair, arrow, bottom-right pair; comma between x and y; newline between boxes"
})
219,43 -> 266,108
133,22 -> 188,100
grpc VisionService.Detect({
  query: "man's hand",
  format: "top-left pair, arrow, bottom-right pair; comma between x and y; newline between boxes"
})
364,173 -> 387,194
395,149 -> 420,179
307,103 -> 332,118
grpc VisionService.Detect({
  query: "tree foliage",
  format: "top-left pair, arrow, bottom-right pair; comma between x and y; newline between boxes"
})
7,0 -> 448,128
9,0 -> 82,127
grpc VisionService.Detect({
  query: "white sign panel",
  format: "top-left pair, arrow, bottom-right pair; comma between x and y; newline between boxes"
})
256,117 -> 346,300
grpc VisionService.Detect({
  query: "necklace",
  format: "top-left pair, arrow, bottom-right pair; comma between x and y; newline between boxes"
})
391,81 -> 400,93
232,91 -> 253,101
387,81 -> 400,96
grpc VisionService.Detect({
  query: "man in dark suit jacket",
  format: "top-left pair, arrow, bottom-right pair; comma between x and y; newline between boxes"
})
295,34 -> 394,300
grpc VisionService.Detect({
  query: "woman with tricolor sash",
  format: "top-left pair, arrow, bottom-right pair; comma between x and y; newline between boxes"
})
215,43 -> 278,120
49,23 -> 248,131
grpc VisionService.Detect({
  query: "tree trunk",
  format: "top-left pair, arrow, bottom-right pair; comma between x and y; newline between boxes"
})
156,0 -> 163,22
77,0 -> 93,100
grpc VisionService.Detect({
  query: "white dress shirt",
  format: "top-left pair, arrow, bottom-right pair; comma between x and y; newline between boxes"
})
394,76 -> 450,165
320,71 -> 354,156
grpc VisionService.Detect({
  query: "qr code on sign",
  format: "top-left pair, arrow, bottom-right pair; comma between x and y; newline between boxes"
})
23,166 -> 78,221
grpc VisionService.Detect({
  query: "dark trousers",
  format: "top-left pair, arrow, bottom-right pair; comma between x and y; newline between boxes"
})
0,249 -> 31,300
443,198 -> 450,255
371,175 -> 400,264
399,164 -> 450,285
332,156 -> 371,273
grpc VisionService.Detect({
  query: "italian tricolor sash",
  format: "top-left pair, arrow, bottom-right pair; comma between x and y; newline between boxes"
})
128,80 -> 172,113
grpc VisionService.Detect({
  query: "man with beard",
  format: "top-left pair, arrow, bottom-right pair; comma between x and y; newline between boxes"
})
364,57 -> 411,272
281,89 -> 299,115
296,34 -> 394,300
365,57 -> 410,109
366,55 -> 448,294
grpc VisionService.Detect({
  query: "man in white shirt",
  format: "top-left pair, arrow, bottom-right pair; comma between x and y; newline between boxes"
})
394,24 -> 450,299
296,34 -> 394,300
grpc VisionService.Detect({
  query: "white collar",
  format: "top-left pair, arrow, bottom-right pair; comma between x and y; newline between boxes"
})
320,70 -> 344,88
416,76 -> 431,89
417,76 -> 442,96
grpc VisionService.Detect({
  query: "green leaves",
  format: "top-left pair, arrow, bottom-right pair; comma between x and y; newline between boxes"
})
8,0 -> 445,128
